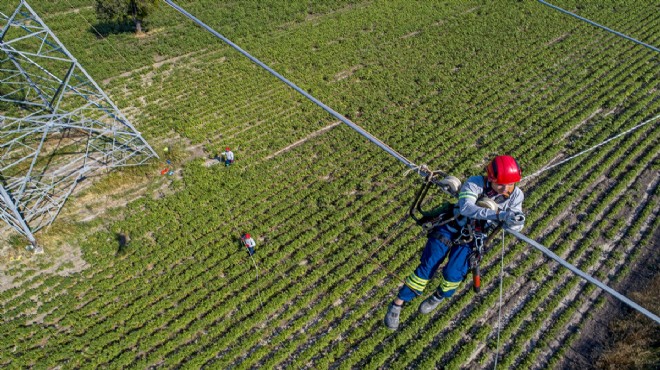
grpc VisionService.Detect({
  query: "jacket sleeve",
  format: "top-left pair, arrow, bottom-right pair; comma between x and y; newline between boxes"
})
506,189 -> 524,214
457,178 -> 499,221
505,189 -> 525,231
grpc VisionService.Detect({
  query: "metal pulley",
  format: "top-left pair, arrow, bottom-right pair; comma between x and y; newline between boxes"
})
437,175 -> 462,196
476,197 -> 498,211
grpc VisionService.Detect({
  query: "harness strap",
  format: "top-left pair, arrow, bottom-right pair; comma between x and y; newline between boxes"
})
421,214 -> 457,234
427,229 -> 454,247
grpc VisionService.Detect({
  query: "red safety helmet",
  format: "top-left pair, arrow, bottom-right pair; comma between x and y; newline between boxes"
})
226,147 -> 230,151
486,155 -> 521,184
245,233 -> 250,239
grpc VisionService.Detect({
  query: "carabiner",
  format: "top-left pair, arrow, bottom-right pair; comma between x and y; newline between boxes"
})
474,234 -> 484,250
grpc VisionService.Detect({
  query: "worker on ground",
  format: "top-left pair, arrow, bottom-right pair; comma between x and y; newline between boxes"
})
242,233 -> 256,256
224,147 -> 235,167
384,155 -> 526,330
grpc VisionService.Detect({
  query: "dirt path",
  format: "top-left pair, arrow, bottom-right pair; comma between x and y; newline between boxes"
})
265,121 -> 341,160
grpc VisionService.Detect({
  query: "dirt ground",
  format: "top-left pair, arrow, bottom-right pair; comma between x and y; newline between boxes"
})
560,225 -> 660,370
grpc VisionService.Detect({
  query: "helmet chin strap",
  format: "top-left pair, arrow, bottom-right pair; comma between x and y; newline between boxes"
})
487,179 -> 514,198
501,183 -> 517,198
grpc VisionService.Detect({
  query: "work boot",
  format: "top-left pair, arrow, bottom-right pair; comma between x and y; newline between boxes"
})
419,292 -> 444,314
384,302 -> 402,330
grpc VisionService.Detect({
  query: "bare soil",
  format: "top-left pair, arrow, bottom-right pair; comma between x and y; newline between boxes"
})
560,226 -> 659,369
0,240 -> 88,294
557,172 -> 660,369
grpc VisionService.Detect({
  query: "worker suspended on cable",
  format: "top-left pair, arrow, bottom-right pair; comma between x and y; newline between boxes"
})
223,147 -> 235,167
384,155 -> 526,330
241,233 -> 256,256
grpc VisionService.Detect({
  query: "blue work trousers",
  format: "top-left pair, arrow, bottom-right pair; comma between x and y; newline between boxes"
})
397,228 -> 472,302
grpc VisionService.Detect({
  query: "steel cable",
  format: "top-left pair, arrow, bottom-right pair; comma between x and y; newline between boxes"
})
537,0 -> 660,53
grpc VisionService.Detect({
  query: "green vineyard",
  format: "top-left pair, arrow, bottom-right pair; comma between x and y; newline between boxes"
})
0,0 -> 658,368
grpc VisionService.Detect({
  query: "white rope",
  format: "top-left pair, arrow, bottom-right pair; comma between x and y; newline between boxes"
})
402,163 -> 429,177
72,0 -> 660,328
493,228 -> 505,369
249,254 -> 265,309
522,114 -> 660,182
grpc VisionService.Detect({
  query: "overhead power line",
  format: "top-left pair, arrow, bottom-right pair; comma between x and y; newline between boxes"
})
508,228 -> 659,325
163,0 -> 416,173
537,0 -> 660,53
163,0 -> 660,325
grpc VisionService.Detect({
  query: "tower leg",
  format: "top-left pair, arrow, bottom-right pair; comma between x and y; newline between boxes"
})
0,184 -> 39,251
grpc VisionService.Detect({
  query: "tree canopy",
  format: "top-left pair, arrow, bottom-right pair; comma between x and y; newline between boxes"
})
94,0 -> 159,34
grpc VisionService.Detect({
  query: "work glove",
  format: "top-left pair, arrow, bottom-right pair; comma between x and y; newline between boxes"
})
497,210 -> 525,229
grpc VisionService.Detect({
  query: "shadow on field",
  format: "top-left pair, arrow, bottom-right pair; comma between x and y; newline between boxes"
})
115,233 -> 129,256
89,21 -> 137,38
233,235 -> 244,253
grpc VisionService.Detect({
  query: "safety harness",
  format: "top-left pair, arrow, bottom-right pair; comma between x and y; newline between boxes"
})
409,173 -> 503,293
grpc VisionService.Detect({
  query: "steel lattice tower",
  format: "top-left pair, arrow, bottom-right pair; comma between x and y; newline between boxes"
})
0,1 -> 158,247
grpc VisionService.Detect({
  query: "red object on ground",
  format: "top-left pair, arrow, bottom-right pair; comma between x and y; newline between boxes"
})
161,168 -> 169,175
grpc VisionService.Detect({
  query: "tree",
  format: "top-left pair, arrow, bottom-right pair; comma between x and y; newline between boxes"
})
95,0 -> 159,34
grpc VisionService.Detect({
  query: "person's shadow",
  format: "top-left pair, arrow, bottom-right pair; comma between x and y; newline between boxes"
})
116,233 -> 129,256
233,235 -> 245,250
